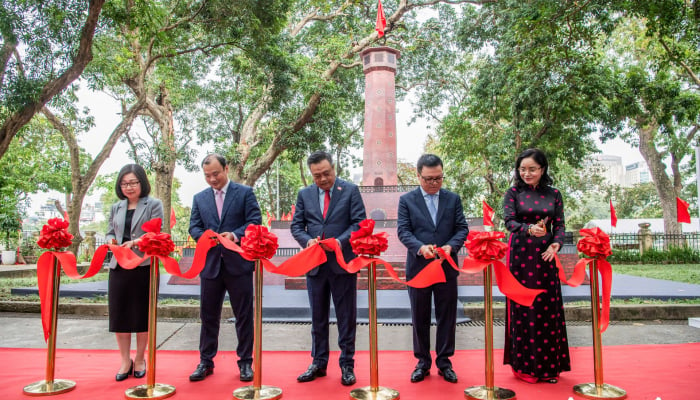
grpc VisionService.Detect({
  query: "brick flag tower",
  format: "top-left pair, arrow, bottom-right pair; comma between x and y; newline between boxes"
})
359,46 -> 409,222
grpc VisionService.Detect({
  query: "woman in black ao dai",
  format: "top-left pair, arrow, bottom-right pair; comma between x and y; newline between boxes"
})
502,148 -> 570,384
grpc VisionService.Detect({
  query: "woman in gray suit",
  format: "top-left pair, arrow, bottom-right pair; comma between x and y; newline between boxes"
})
106,164 -> 163,381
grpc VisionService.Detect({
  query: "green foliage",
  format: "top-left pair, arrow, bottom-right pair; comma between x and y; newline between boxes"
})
1,0 -> 93,112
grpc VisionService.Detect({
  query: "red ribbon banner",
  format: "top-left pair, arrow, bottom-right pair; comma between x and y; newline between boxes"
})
36,219 -> 103,341
461,231 -> 545,307
574,227 -> 614,332
90,218 -> 187,278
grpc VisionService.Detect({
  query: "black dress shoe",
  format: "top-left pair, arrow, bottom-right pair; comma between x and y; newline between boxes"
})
438,367 -> 458,383
133,360 -> 146,378
189,363 -> 214,382
297,364 -> 327,382
340,366 -> 356,386
239,363 -> 253,382
410,367 -> 429,383
115,360 -> 133,382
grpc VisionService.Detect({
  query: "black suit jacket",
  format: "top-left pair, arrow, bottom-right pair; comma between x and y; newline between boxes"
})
397,188 -> 469,280
189,181 -> 262,279
290,178 -> 366,275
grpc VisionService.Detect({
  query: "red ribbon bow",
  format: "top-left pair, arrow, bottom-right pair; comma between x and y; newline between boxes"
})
37,218 -> 73,250
461,231 -> 545,307
350,219 -> 388,256
138,218 -> 175,257
240,225 -> 279,260
36,219 -> 101,341
574,227 -> 614,332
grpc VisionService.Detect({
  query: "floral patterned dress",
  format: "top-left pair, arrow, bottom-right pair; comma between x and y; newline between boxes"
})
502,184 -> 570,382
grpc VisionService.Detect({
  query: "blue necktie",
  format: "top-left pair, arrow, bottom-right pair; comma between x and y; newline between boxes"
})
427,194 -> 437,225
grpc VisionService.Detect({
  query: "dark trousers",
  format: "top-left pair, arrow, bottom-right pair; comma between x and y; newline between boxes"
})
306,266 -> 357,369
199,266 -> 253,368
408,277 -> 457,370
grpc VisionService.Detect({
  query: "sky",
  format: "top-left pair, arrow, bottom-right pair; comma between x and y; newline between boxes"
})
27,86 -> 643,214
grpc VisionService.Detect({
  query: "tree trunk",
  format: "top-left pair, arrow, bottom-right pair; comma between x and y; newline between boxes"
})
42,97 -> 145,255
637,118 -> 683,237
150,85 -> 176,234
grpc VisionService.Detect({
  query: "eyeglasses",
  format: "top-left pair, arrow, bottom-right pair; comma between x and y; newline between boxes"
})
120,181 -> 140,188
518,167 -> 541,174
420,175 -> 444,184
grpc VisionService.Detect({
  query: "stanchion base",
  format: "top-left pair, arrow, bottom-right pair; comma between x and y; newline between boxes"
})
232,385 -> 283,400
573,383 -> 627,399
464,385 -> 516,400
125,383 -> 176,399
350,386 -> 400,400
23,379 -> 76,396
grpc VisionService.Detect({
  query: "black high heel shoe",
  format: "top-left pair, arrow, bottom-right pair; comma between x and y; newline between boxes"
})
115,360 -> 133,381
133,360 -> 146,378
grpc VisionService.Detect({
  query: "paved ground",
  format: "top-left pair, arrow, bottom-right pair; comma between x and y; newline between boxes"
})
8,270 -> 700,322
0,312 -> 698,352
2,264 -> 699,353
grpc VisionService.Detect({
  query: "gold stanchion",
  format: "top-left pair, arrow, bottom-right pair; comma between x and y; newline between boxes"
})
464,263 -> 516,400
24,256 -> 77,396
125,257 -> 176,400
233,259 -> 283,400
350,258 -> 399,400
573,260 -> 626,400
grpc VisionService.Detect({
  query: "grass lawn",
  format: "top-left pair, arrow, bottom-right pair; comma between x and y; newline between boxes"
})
612,263 -> 700,285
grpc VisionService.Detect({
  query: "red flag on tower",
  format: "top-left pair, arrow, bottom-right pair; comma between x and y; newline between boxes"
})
609,199 -> 617,228
677,197 -> 691,223
482,200 -> 495,227
376,0 -> 386,37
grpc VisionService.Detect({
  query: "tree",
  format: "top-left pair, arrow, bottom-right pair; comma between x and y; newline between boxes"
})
0,0 -> 105,159
191,0 -> 492,188
81,0 -> 293,233
405,1 -> 615,219
600,5 -> 700,235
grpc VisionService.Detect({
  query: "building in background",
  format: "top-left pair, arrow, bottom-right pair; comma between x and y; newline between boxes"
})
590,154 -> 624,186
625,162 -> 651,187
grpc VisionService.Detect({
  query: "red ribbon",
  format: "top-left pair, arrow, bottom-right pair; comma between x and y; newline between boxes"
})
574,227 -> 614,332
91,218 -> 190,278
461,231 -> 545,307
188,227 -> 326,277
36,219 -> 103,341
344,219 -> 446,288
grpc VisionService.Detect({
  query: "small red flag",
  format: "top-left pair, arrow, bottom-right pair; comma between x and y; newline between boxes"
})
482,200 -> 495,227
63,211 -> 69,220
375,0 -> 386,37
677,197 -> 691,223
609,199 -> 617,228
170,208 -> 177,228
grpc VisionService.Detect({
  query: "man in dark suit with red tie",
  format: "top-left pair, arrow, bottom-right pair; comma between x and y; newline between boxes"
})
291,151 -> 367,386
188,154 -> 262,382
397,153 -> 469,384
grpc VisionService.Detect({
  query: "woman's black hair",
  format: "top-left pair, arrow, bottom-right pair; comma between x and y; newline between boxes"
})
513,148 -> 553,188
115,164 -> 151,200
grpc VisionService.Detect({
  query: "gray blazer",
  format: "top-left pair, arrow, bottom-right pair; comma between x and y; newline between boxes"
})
105,196 -> 164,269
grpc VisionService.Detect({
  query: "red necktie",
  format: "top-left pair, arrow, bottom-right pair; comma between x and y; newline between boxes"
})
323,190 -> 330,219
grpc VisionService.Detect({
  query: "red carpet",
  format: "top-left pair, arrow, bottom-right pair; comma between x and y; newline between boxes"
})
2,344 -> 697,399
